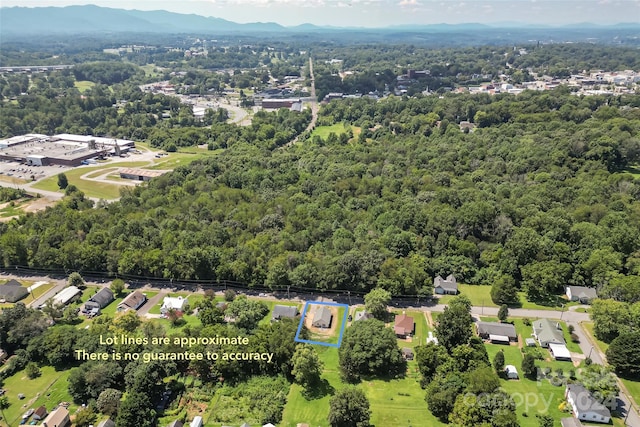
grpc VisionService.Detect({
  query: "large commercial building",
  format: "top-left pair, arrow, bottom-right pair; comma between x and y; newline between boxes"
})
0,133 -> 135,167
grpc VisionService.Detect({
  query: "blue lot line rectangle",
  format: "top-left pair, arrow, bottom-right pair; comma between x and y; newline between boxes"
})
294,301 -> 349,348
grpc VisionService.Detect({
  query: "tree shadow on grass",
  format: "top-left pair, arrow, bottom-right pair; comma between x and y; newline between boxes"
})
302,378 -> 335,400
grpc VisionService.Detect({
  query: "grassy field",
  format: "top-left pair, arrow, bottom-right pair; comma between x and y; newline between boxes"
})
74,80 -> 95,92
438,284 -> 578,311
310,123 -> 355,140
0,199 -> 31,218
32,161 -> 148,199
0,366 -> 76,426
145,149 -> 223,171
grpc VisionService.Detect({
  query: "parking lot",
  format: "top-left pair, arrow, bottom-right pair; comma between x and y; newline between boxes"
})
0,160 -> 71,183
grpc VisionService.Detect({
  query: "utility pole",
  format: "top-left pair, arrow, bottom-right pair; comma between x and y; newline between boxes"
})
588,346 -> 594,359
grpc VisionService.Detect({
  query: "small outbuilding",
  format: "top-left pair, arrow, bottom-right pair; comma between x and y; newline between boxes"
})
402,347 -> 414,361
190,416 -> 203,427
504,365 -> 519,379
97,419 -> 116,427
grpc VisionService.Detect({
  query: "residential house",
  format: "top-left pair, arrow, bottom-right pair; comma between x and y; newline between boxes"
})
161,296 -> 187,315
32,406 -> 47,421
97,419 -> 115,427
0,348 -> 7,363
272,305 -> 298,321
565,286 -> 598,304
476,321 -> 517,343
84,287 -> 115,315
394,313 -> 415,338
504,365 -> 519,379
312,306 -> 333,328
549,343 -> 572,361
190,416 -> 203,427
42,407 -> 70,427
433,275 -> 458,295
0,279 -> 28,302
402,347 -> 414,361
353,310 -> 373,322
565,384 -> 611,424
117,290 -> 147,312
532,318 -> 565,348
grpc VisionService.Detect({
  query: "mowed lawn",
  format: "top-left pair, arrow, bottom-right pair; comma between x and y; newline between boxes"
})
74,80 -> 95,92
146,149 -> 223,171
438,284 -> 577,311
32,161 -> 148,199
310,123 -> 355,140
1,366 -> 76,425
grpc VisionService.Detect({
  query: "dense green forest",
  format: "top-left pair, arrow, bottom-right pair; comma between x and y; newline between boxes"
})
2,89 -> 640,299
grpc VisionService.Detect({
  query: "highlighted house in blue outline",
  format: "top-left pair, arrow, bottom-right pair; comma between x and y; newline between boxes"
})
294,301 -> 349,348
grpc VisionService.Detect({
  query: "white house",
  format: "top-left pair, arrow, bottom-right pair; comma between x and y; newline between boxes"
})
161,296 -> 188,314
565,384 -> 611,424
505,365 -> 519,379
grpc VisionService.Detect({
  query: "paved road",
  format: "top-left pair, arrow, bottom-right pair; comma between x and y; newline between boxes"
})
27,281 -> 66,309
286,57 -> 318,147
137,290 -> 166,316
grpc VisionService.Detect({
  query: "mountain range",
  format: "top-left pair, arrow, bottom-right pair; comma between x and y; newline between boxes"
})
1,5 -> 638,36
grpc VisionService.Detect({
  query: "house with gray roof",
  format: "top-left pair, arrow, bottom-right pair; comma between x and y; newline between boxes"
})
565,286 -> 598,304
565,384 -> 611,424
85,288 -> 114,311
476,321 -> 517,342
433,275 -> 458,295
97,419 -> 115,427
0,279 -> 28,302
312,306 -> 333,328
354,310 -> 373,322
533,318 -> 565,348
272,305 -> 298,321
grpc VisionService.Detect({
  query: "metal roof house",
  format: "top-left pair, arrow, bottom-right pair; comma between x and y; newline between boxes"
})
565,384 -> 611,424
271,305 -> 298,321
433,275 -> 458,295
0,279 -> 28,302
549,343 -> 572,361
312,306 -> 333,328
565,286 -> 598,304
532,318 -> 565,348
51,286 -> 82,306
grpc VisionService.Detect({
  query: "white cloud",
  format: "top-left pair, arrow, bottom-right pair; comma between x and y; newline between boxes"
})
399,0 -> 420,6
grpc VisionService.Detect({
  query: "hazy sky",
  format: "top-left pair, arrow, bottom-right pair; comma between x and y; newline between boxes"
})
2,0 -> 639,27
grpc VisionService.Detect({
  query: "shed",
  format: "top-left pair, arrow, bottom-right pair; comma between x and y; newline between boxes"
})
190,416 -> 203,427
167,420 -> 184,427
504,365 -> 519,379
426,331 -> 439,345
549,343 -> 572,361
97,419 -> 116,427
402,347 -> 414,361
312,306 -> 333,328
32,406 -> 47,421
525,338 -> 537,347
354,310 -> 373,322
0,279 -> 28,302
